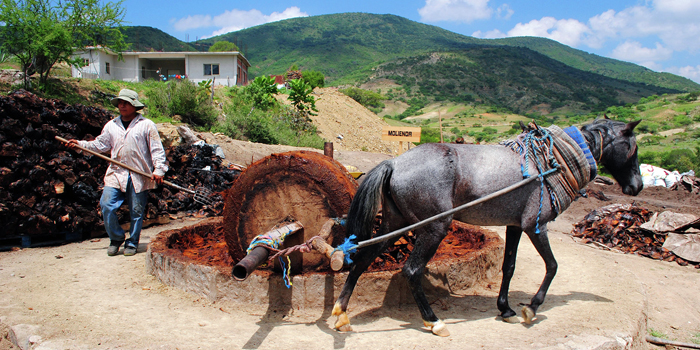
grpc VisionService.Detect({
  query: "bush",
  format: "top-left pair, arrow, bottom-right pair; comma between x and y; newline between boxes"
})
218,86 -> 324,148
302,70 -> 325,89
246,76 -> 278,111
143,79 -> 217,128
672,114 -> 693,127
339,87 -> 386,111
417,127 -> 441,144
639,148 -> 700,174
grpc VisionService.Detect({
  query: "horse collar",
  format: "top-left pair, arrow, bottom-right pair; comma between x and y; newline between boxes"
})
563,126 -> 597,171
596,131 -> 603,163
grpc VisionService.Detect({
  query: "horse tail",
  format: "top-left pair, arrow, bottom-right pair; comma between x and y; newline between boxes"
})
346,160 -> 394,241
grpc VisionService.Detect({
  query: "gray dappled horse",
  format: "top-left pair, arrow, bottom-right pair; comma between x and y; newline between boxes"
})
332,119 -> 642,336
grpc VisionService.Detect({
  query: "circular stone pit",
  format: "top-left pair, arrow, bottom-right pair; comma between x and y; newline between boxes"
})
147,217 -> 504,311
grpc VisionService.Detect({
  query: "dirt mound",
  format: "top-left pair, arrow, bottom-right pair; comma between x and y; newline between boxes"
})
281,87 -> 405,154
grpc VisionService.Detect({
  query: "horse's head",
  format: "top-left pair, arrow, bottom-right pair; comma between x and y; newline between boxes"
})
582,119 -> 643,196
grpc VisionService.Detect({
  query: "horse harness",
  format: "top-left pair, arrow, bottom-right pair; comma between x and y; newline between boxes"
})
502,123 -> 596,226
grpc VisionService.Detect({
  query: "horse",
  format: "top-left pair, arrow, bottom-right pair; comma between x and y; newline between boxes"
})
331,118 -> 642,337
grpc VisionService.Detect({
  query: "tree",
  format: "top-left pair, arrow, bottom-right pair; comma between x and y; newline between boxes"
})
286,78 -> 318,144
208,40 -> 239,52
0,0 -> 126,90
246,76 -> 278,110
302,70 -> 324,89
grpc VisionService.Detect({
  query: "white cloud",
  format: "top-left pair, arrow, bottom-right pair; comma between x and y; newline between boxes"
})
171,15 -> 211,32
674,65 -> 700,83
507,17 -> 590,47
472,29 -> 506,39
170,7 -> 308,37
611,41 -> 673,65
586,2 -> 700,51
496,4 -> 513,20
418,0 -> 493,23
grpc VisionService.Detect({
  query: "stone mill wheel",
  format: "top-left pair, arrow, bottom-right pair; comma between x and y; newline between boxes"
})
223,151 -> 358,273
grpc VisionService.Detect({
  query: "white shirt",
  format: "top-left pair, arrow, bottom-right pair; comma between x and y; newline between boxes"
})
79,115 -> 168,193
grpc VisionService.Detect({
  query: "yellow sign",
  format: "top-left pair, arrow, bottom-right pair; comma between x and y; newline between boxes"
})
381,126 -> 421,142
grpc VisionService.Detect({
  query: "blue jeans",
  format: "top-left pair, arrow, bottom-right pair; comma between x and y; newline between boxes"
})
100,176 -> 149,249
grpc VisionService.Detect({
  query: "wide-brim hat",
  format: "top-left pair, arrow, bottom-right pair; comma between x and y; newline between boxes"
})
111,89 -> 145,110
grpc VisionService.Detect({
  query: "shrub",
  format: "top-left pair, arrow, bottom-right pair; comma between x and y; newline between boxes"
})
302,70 -> 325,89
672,114 -> 693,127
417,127 -> 441,144
339,87 -> 386,111
639,148 -> 700,174
246,76 -> 278,111
143,79 -> 217,128
219,85 -> 324,148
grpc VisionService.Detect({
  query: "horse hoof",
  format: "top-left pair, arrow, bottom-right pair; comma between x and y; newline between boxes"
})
337,324 -> 353,332
502,316 -> 520,323
521,306 -> 536,324
424,320 -> 450,337
334,311 -> 352,332
331,303 -> 342,316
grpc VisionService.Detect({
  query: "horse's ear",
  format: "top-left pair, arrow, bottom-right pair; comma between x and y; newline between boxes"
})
623,120 -> 641,135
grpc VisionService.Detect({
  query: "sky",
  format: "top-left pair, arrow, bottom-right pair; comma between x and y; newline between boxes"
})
120,0 -> 700,84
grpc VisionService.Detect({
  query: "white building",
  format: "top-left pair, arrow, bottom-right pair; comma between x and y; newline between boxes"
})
72,47 -> 250,86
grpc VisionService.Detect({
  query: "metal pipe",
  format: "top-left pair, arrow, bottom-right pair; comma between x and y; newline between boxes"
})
231,221 -> 304,281
231,246 -> 269,281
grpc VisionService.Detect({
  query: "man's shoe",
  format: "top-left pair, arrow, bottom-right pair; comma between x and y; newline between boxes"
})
107,240 -> 123,256
123,246 -> 137,256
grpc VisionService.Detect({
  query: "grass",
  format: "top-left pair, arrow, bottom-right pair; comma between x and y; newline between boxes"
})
648,328 -> 668,339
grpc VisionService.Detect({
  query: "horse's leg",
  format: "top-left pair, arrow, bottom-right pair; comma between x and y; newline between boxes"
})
522,226 -> 558,324
332,238 -> 398,332
497,225 -> 523,323
403,220 -> 451,337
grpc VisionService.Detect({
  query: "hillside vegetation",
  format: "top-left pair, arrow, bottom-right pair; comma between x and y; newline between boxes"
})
120,26 -> 198,52
369,49 -> 675,115
198,13 -> 699,93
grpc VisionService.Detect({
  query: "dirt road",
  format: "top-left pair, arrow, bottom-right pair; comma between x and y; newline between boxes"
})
1,177 -> 699,350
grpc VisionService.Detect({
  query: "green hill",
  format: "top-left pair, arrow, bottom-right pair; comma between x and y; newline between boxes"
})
200,13 -> 700,93
491,36 -> 696,92
120,26 -> 198,52
373,48 -> 678,115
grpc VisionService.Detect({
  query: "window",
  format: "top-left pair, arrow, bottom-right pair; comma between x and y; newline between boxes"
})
105,62 -> 110,74
204,63 -> 219,76
82,58 -> 90,67
142,66 -> 146,79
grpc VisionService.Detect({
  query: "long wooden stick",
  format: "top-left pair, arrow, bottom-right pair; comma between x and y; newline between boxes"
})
355,167 -> 559,250
646,335 -> 700,349
55,135 -> 194,194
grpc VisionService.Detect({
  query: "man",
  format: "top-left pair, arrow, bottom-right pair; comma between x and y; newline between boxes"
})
62,89 -> 168,256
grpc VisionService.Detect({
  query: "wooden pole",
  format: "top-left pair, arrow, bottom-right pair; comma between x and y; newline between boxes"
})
646,336 -> 700,349
438,108 -> 444,143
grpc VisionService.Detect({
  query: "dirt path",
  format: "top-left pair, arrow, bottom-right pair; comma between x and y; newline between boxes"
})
1,177 -> 699,350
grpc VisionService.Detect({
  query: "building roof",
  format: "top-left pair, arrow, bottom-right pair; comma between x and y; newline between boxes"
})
79,47 -> 251,67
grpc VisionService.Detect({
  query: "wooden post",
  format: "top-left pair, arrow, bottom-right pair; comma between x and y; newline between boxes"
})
309,219 -> 345,271
438,108 -> 444,143
324,142 -> 333,158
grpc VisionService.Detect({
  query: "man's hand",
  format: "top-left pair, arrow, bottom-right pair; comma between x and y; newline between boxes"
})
152,174 -> 164,185
63,139 -> 80,150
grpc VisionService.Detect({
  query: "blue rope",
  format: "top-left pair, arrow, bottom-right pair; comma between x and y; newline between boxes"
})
246,229 -> 293,254
521,127 -> 559,234
280,256 -> 292,288
332,235 -> 358,265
